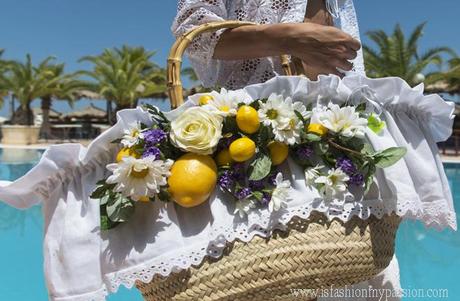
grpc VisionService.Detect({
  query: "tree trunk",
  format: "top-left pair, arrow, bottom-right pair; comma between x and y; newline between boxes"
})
10,103 -> 34,126
40,97 -> 52,140
26,103 -> 33,126
107,99 -> 113,124
113,99 -> 138,124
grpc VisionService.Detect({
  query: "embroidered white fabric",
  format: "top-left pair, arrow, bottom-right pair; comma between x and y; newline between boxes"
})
0,75 -> 455,301
172,0 -> 364,88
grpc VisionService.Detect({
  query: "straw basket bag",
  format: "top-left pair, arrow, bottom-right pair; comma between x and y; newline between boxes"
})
136,21 -> 401,301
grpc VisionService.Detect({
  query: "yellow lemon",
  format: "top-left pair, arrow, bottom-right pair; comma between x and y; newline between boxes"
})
236,105 -> 260,134
229,137 -> 256,162
268,141 -> 289,166
139,196 -> 150,202
216,149 -> 233,166
116,147 -> 141,162
168,153 -> 217,208
198,95 -> 213,106
307,123 -> 328,137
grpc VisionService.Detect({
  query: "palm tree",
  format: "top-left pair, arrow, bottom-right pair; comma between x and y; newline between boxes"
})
36,60 -> 84,139
0,54 -> 82,127
363,23 -> 456,86
182,67 -> 199,82
1,54 -> 46,125
79,45 -> 166,123
0,49 -> 8,107
426,58 -> 460,94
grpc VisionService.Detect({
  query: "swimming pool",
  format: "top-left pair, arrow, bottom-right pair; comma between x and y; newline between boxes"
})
0,148 -> 458,300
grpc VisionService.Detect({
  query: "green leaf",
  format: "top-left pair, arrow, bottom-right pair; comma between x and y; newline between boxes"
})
361,143 -> 375,156
294,110 -> 306,125
355,103 -> 367,112
99,204 -> 120,230
90,180 -> 117,199
251,191 -> 264,201
249,154 -> 272,181
99,193 -> 112,205
106,194 -> 135,223
222,116 -> 238,134
343,137 -> 365,151
368,113 -> 386,134
100,215 -> 118,231
90,185 -> 108,199
248,100 -> 260,110
305,133 -> 322,142
364,163 -> 376,193
157,187 -> 172,202
256,125 -> 271,148
314,141 -> 329,155
373,147 -> 407,168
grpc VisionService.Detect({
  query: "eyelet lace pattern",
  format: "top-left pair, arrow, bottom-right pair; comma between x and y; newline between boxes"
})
171,0 -> 363,89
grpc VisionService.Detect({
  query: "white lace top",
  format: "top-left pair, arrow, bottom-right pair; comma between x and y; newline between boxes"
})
171,0 -> 365,88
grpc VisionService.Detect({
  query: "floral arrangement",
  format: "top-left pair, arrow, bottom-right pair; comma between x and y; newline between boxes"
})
91,88 -> 406,230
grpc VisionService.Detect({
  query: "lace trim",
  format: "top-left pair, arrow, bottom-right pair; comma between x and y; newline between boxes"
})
103,196 -> 456,295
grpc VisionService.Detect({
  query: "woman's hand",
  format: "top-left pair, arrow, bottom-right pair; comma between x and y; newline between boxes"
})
214,22 -> 360,77
269,22 -> 361,76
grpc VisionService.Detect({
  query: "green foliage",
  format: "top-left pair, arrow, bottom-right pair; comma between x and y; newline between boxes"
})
426,57 -> 460,93
79,45 -> 167,111
363,23 -> 456,86
367,114 -> 386,134
373,147 -> 407,168
0,54 -> 83,125
249,154 -> 272,181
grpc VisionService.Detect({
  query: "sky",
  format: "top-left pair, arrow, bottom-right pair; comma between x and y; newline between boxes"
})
0,0 -> 459,117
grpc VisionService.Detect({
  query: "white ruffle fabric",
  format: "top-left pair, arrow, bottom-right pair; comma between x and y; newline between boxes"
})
0,75 -> 456,301
172,0 -> 365,89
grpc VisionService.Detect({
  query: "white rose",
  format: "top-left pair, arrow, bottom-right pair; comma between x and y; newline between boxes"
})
170,106 -> 223,155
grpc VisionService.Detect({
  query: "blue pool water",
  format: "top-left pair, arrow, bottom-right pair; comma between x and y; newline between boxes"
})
0,148 -> 458,300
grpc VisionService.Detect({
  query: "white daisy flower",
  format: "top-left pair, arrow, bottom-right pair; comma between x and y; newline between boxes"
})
258,93 -> 292,129
121,122 -> 144,147
292,101 -> 312,120
274,116 -> 303,145
269,172 -> 291,212
234,198 -> 256,218
312,103 -> 368,138
314,168 -> 350,200
106,156 -> 174,201
204,88 -> 252,116
305,165 -> 324,187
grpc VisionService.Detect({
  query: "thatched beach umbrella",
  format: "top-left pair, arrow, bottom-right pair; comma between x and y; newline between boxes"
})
425,81 -> 460,95
64,103 -> 107,120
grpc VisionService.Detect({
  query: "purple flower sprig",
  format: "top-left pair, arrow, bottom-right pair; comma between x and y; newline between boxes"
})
336,156 -> 357,175
142,146 -> 161,160
143,129 -> 167,145
335,156 -> 364,187
235,187 -> 252,200
296,145 -> 313,161
218,170 -> 235,191
349,173 -> 364,186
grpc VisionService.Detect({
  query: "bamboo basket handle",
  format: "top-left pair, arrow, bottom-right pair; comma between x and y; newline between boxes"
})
167,21 -> 292,109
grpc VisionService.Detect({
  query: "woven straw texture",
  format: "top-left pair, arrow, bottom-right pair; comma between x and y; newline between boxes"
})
137,213 -> 400,301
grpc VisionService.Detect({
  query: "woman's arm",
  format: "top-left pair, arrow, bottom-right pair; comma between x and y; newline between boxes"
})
214,1 -> 360,77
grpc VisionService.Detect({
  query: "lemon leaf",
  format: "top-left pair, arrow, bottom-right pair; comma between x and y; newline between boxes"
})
305,133 -> 321,142
251,191 -> 264,201
107,194 -> 135,223
249,154 -> 272,181
368,114 -> 386,134
373,147 -> 407,168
